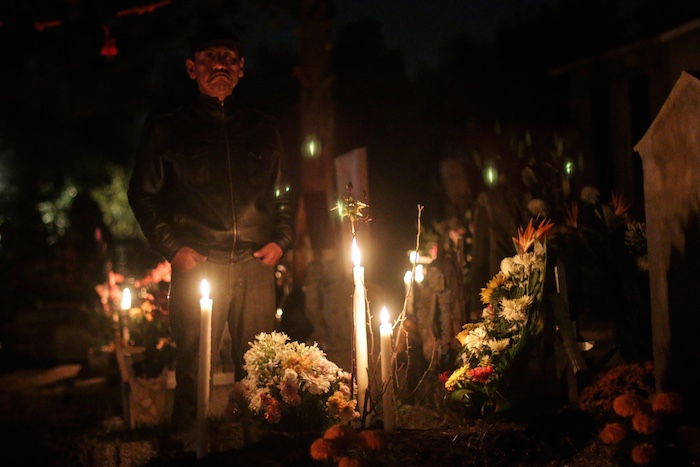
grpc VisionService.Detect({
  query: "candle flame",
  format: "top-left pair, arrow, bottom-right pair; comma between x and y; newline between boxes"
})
200,279 -> 210,300
380,306 -> 389,325
352,237 -> 361,267
415,264 -> 425,283
403,270 -> 412,285
121,288 -> 131,310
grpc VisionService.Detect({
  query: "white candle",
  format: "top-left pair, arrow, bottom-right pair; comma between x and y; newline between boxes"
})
197,279 -> 212,460
379,307 -> 394,432
120,288 -> 131,345
352,237 -> 369,417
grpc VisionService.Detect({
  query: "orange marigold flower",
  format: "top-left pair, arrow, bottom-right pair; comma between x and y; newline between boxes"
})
309,438 -> 334,461
338,456 -> 364,467
324,423 -> 357,442
652,392 -> 683,415
631,442 -> 657,466
599,422 -> 627,445
632,410 -> 662,435
358,429 -> 387,451
613,392 -> 646,418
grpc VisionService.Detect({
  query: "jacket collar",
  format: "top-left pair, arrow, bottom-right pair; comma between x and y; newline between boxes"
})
193,92 -> 241,118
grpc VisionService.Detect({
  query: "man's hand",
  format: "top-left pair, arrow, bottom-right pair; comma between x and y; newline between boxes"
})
171,246 -> 207,272
253,242 -> 283,266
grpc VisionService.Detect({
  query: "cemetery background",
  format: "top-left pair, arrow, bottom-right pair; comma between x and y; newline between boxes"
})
3,2 -> 700,466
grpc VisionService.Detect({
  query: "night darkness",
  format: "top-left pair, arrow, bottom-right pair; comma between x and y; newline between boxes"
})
1,0 -> 699,343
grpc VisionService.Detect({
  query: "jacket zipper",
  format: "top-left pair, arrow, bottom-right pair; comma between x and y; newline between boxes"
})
222,100 -> 237,263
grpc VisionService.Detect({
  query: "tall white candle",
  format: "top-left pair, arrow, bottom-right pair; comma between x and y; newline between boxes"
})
379,306 -> 394,432
120,288 -> 131,346
197,279 -> 212,460
352,237 -> 369,417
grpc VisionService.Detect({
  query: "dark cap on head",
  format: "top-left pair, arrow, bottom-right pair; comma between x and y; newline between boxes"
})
189,24 -> 244,58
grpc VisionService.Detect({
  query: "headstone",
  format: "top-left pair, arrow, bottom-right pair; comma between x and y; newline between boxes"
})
634,70 -> 700,418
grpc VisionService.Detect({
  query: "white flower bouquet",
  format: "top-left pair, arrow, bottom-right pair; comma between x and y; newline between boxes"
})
445,219 -> 554,415
237,331 -> 359,432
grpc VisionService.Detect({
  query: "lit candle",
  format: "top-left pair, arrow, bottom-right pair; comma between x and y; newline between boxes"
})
352,237 -> 369,417
275,307 -> 283,329
120,288 -> 131,346
197,279 -> 212,460
379,307 -> 394,432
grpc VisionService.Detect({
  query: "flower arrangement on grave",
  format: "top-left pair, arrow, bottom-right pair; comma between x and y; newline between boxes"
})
95,260 -> 175,379
123,280 -> 174,379
444,218 -> 554,415
234,332 -> 360,432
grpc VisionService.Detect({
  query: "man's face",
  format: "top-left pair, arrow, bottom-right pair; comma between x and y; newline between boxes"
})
186,46 -> 245,101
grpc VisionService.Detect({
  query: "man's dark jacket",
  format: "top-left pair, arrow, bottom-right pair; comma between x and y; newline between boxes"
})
128,93 -> 296,264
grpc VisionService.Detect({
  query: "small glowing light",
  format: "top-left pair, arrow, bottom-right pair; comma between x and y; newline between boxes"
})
403,270 -> 413,285
483,163 -> 498,187
565,160 -> 574,176
304,135 -> 321,159
380,306 -> 389,325
415,264 -> 425,283
200,280 -> 210,300
121,288 -> 131,311
352,237 -> 361,267
409,251 -> 418,263
275,308 -> 283,320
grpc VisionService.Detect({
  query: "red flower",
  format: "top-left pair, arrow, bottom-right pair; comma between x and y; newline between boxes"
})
469,366 -> 494,383
439,371 -> 451,384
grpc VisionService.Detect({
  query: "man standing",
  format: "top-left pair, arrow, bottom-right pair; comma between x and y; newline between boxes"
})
128,26 -> 296,448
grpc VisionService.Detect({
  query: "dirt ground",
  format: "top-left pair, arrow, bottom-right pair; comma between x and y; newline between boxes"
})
1,361 -> 698,467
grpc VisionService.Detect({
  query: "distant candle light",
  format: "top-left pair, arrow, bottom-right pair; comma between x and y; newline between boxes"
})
121,288 -> 131,311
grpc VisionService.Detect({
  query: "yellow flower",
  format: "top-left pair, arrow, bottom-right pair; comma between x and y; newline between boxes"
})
456,329 -> 469,346
445,365 -> 469,391
480,273 -> 506,304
